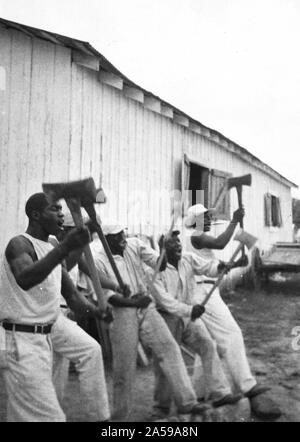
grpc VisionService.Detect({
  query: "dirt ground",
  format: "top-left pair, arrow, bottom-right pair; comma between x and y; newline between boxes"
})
1,273 -> 300,422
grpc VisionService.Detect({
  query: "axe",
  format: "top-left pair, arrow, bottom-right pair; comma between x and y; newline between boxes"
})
213,173 -> 252,257
150,200 -> 182,288
42,178 -> 107,311
213,173 -> 252,213
78,183 -> 152,366
199,229 -> 257,308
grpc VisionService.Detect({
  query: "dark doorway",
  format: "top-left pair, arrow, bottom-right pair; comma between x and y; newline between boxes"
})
189,163 -> 209,207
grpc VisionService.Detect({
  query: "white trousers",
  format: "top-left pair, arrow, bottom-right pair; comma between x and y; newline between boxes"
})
153,312 -> 231,411
51,314 -> 110,422
110,306 -> 198,421
52,307 -> 70,406
196,286 -> 256,394
3,330 -> 65,422
2,314 -> 110,422
52,352 -> 69,407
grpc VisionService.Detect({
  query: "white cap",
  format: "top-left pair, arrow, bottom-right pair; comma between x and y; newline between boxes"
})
184,204 -> 208,228
102,223 -> 127,236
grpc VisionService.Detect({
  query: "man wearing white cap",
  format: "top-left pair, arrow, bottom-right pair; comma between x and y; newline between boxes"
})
150,230 -> 243,416
185,203 -> 274,417
92,224 -> 210,421
51,212 -> 131,406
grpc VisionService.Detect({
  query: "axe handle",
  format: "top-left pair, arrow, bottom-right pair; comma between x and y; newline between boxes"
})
200,243 -> 243,308
237,187 -> 244,229
65,200 -> 107,311
236,187 -> 246,258
83,204 -> 125,291
150,213 -> 176,288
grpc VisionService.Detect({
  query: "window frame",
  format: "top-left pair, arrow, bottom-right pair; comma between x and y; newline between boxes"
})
181,154 -> 231,221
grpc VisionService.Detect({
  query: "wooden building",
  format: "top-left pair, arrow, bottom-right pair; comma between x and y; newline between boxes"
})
0,18 -> 297,265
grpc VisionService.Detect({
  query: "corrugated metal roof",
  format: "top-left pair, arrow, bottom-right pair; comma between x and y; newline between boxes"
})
0,16 -> 297,188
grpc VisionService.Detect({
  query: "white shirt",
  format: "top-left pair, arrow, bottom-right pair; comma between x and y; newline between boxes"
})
150,252 -> 220,318
92,237 -> 159,302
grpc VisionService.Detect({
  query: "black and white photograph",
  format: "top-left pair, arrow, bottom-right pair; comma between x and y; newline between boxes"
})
0,0 -> 300,425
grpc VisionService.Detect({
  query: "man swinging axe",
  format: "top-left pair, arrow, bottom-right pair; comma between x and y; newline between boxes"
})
185,203 -> 281,420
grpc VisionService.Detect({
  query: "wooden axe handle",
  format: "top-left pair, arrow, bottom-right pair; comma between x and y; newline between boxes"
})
200,243 -> 243,308
236,187 -> 244,229
83,204 -> 125,291
150,214 -> 175,288
236,186 -> 246,258
65,199 -> 107,311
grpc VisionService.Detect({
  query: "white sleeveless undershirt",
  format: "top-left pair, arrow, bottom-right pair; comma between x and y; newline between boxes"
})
0,233 -> 62,324
185,228 -> 216,282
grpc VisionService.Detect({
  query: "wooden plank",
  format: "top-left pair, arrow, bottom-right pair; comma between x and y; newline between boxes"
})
0,66 -> 5,91
144,96 -> 161,114
25,38 -> 56,198
189,122 -> 201,134
99,70 -> 123,90
69,63 -> 84,180
90,70 -> 102,185
160,104 -> 173,119
48,45 -> 71,182
0,27 -> 12,249
123,85 -> 144,103
80,68 -> 95,179
4,30 -> 32,239
72,49 -> 100,71
210,133 -> 220,143
173,114 -> 189,127
201,127 -> 210,137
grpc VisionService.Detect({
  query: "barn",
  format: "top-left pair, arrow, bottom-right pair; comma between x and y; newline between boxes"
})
0,17 -> 297,272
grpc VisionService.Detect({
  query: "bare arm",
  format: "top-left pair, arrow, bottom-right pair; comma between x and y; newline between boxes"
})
108,293 -> 152,309
5,236 -> 69,291
191,222 -> 238,250
191,207 -> 245,250
78,254 -> 123,291
61,267 -> 101,317
5,228 -> 90,291
65,247 -> 85,272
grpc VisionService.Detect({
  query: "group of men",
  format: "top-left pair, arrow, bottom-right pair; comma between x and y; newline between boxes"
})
0,191 -> 280,422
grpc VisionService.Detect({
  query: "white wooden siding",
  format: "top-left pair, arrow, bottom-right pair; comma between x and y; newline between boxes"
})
0,25 -> 293,257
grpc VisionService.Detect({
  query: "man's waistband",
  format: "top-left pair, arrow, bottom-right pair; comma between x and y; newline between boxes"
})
197,280 -> 215,285
2,322 -> 53,334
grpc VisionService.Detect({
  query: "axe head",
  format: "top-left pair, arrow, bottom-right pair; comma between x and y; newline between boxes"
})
42,177 -> 97,206
234,229 -> 257,250
227,174 -> 252,190
96,188 -> 107,204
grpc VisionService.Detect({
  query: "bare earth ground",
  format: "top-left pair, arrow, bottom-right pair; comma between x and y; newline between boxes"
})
1,274 -> 300,422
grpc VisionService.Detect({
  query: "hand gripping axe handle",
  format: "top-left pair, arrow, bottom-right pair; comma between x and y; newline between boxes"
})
199,229 -> 257,308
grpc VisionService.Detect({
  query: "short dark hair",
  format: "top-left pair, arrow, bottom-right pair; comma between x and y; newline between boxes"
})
159,230 -> 180,248
25,193 -> 49,219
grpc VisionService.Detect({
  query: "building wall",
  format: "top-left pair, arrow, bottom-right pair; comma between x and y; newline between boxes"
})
0,25 -> 293,258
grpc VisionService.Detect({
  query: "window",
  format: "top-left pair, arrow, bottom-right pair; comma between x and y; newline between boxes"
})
182,154 -> 231,220
264,193 -> 282,227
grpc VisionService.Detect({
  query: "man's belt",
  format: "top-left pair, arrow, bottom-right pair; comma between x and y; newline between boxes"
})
198,280 -> 215,285
2,322 -> 53,334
